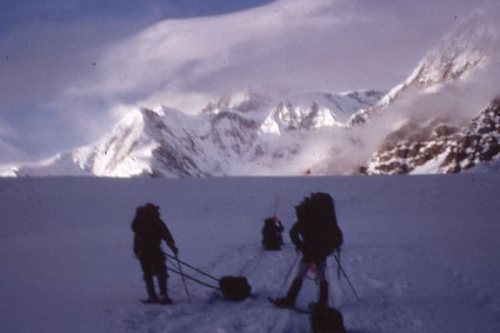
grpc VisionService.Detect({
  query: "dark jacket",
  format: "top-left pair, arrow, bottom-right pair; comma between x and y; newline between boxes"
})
262,218 -> 284,249
132,206 -> 176,259
289,219 -> 340,263
262,218 -> 284,237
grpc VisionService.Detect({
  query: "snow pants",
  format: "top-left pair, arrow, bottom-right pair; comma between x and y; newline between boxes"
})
295,259 -> 327,281
139,253 -> 168,297
280,258 -> 329,308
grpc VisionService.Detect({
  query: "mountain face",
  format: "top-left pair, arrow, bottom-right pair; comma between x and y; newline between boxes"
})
362,99 -> 500,175
4,90 -> 384,177
3,9 -> 500,178
354,8 -> 500,175
348,10 -> 498,126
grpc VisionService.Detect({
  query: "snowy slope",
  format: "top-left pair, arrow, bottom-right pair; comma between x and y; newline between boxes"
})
348,8 -> 499,126
364,99 -> 500,175
1,175 -> 499,332
2,90 -> 383,177
349,8 -> 500,175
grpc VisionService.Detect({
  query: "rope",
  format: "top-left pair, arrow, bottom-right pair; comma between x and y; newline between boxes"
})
175,254 -> 192,302
166,253 -> 219,281
165,255 -> 220,291
166,266 -> 219,290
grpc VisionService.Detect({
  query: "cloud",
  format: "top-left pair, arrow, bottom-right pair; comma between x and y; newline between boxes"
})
0,0 -> 493,163
0,2 -> 171,162
0,120 -> 27,163
66,0 -> 485,113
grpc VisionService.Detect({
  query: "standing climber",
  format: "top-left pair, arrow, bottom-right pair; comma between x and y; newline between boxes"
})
132,203 -> 178,304
273,193 -> 343,310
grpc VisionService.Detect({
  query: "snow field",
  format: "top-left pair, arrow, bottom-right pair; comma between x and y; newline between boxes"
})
0,174 -> 499,332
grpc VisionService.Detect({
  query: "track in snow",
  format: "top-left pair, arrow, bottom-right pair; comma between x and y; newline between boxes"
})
113,241 -> 500,333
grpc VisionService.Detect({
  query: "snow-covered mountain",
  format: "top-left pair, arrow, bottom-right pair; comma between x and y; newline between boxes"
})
353,8 -> 500,174
3,90 -> 383,177
348,9 -> 499,126
3,8 -> 500,178
362,98 -> 500,175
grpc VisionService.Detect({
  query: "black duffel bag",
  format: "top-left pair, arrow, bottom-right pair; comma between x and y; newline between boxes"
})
218,276 -> 251,301
310,306 -> 346,333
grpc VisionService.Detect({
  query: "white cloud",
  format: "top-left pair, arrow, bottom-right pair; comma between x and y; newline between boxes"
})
0,121 -> 26,163
0,0 -> 494,162
67,0 -> 485,113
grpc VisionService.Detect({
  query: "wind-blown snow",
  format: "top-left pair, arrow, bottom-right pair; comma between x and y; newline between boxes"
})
1,175 -> 499,332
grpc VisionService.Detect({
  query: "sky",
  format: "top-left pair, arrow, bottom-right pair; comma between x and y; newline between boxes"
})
0,0 -> 489,163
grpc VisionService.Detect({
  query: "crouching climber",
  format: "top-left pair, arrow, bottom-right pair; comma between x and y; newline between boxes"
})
262,216 -> 284,250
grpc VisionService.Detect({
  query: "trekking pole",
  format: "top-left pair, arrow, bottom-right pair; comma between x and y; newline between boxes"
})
277,250 -> 300,296
325,263 -> 335,306
332,253 -> 361,301
175,253 -> 192,302
337,250 -> 341,280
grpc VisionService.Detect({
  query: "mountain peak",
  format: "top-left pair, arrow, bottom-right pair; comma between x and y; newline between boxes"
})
2,89 -> 383,177
349,8 -> 500,126
409,9 -> 497,87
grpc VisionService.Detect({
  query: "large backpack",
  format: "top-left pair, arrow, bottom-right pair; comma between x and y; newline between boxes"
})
295,192 -> 343,260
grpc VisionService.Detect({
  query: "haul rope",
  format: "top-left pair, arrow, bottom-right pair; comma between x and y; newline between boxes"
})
166,266 -> 219,290
166,253 -> 219,281
166,256 -> 220,290
175,254 -> 192,302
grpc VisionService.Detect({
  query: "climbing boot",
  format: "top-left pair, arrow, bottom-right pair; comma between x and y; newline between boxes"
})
275,278 -> 303,308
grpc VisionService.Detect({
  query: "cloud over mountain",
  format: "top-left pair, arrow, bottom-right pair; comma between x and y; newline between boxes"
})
65,0 -> 484,113
0,0 -> 493,164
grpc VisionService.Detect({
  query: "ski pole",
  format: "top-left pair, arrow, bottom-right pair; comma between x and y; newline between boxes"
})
277,251 -> 300,297
332,254 -> 361,301
175,253 -> 192,302
337,250 -> 341,280
325,263 -> 335,306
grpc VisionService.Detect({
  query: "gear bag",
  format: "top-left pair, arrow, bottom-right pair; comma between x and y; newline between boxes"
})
218,276 -> 252,301
310,305 -> 346,333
